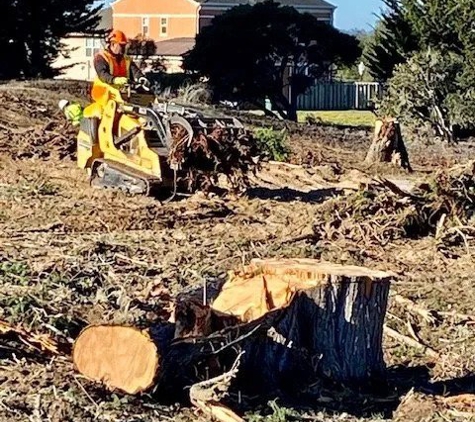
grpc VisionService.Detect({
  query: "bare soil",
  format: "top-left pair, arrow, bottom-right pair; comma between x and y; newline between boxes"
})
0,80 -> 474,422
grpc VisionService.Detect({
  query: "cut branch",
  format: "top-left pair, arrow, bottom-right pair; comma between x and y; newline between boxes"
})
190,352 -> 244,422
384,325 -> 439,359
0,320 -> 60,355
393,294 -> 441,325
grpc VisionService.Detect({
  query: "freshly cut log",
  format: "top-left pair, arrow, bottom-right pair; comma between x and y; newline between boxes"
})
72,325 -> 159,394
213,259 -> 394,386
72,259 -> 394,398
365,118 -> 412,171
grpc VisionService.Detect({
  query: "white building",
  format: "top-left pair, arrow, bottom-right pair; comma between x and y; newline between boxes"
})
53,8 -> 112,81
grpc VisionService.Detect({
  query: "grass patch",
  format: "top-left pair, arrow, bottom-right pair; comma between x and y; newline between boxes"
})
298,110 -> 376,127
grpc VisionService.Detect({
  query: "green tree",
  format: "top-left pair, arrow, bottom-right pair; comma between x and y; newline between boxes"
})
364,0 -> 419,81
0,0 -> 101,79
336,29 -> 375,82
128,36 -> 165,72
183,0 -> 360,121
380,49 -> 464,141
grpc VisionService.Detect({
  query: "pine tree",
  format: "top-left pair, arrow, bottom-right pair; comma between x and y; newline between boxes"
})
0,0 -> 101,79
364,0 -> 471,81
373,0 -> 475,138
364,0 -> 419,81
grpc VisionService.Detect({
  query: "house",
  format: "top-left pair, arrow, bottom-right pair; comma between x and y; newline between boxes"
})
154,37 -> 196,73
112,0 -> 335,40
53,8 -> 113,81
112,0 -> 336,71
54,0 -> 336,79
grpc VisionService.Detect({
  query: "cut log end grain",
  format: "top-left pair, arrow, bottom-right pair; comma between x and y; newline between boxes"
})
212,259 -> 394,323
72,325 -> 159,395
248,258 -> 394,280
211,259 -> 394,384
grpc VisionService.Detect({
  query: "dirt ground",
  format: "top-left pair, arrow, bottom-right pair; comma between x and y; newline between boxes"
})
0,80 -> 474,422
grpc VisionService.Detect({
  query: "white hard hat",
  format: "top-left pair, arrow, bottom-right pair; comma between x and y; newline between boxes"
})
58,99 -> 69,111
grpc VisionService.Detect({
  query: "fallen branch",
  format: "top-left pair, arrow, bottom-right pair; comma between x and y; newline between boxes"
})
438,311 -> 475,321
442,394 -> 475,415
384,325 -> 439,359
393,294 -> 441,325
190,352 -> 244,422
0,320 -> 59,355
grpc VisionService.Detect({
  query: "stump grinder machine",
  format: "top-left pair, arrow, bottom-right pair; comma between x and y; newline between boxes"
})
76,82 -> 250,199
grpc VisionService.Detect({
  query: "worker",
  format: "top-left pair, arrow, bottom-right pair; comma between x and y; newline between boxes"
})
58,100 -> 83,126
91,29 -> 151,105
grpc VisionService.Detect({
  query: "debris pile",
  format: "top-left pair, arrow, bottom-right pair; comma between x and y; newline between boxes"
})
0,89 -> 79,160
0,120 -> 78,160
169,117 -> 260,194
313,161 -> 475,247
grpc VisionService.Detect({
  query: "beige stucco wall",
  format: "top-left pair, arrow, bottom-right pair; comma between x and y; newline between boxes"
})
53,37 -> 101,81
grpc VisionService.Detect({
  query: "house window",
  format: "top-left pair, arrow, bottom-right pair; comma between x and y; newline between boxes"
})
142,17 -> 150,37
85,38 -> 102,57
160,17 -> 168,36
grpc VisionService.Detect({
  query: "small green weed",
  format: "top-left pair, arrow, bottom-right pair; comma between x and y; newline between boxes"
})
0,261 -> 30,284
246,400 -> 300,422
253,128 -> 290,162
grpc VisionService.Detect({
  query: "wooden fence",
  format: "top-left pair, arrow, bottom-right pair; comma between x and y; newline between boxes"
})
296,82 -> 382,111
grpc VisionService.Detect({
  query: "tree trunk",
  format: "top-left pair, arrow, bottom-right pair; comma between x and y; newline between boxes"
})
365,118 -> 412,171
72,259 -> 393,400
212,259 -> 393,394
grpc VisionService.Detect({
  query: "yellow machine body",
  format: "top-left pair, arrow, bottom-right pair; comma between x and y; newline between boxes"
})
76,83 -> 165,186
75,80 -> 246,197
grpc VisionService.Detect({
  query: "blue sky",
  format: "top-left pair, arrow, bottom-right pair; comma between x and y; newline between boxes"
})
329,0 -> 384,31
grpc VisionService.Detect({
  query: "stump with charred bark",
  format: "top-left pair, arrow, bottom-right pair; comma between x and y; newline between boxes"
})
365,118 -> 412,171
72,259 -> 394,400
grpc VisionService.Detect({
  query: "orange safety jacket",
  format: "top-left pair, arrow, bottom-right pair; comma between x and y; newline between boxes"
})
91,50 -> 132,105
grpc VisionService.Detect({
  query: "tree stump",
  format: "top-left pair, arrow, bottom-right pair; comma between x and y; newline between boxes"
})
72,259 -> 394,399
365,118 -> 412,171
213,259 -> 394,393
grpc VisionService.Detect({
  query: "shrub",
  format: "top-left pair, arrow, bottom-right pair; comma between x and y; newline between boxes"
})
378,49 -> 470,141
253,128 -> 290,162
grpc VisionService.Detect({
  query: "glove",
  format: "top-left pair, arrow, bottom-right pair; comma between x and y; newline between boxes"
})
113,77 -> 128,86
139,77 -> 151,88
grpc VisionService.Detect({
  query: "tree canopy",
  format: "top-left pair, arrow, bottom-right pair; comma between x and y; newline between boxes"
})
0,0 -> 101,79
183,0 -> 360,120
369,0 -> 475,139
336,30 -> 375,82
364,0 -> 475,81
